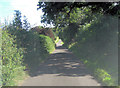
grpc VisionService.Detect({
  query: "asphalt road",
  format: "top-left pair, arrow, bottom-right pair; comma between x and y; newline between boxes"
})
21,40 -> 101,86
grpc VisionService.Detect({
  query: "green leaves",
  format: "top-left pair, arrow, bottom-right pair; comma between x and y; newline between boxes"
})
8,29 -> 55,76
13,10 -> 22,29
95,68 -> 113,86
2,30 -> 25,86
67,14 -> 118,86
23,16 -> 31,30
39,35 -> 55,54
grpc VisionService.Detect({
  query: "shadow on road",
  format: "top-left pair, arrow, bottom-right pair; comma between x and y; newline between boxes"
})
28,46 -> 92,78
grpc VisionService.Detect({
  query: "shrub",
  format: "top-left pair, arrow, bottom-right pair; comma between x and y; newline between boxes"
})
68,15 -> 118,86
62,23 -> 79,46
2,30 -> 25,86
39,35 -> 55,54
95,68 -> 113,86
7,29 -> 55,75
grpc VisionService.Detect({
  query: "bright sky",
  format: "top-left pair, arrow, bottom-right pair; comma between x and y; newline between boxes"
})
0,0 -> 44,27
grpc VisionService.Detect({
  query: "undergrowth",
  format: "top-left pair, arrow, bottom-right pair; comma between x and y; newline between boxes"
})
2,30 -> 26,86
65,15 -> 118,86
2,27 -> 55,86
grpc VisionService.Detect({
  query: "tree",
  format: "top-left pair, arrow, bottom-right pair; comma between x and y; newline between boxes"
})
37,2 -> 119,47
13,10 -> 22,29
37,2 -> 120,24
23,16 -> 31,30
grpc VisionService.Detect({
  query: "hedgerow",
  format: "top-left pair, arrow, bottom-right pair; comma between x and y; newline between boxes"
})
2,30 -> 26,86
1,9 -> 56,86
8,28 -> 55,76
39,35 -> 55,54
1,25 -> 55,85
66,15 -> 118,86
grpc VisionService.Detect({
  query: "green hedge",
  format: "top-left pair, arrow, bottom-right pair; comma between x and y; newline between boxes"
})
39,35 -> 55,54
1,28 -> 55,85
8,29 -> 55,75
2,30 -> 26,86
67,15 -> 118,86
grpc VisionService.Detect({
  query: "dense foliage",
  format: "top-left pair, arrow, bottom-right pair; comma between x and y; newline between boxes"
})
39,35 -> 55,54
1,10 -> 55,86
2,28 -> 55,86
37,2 -> 120,25
7,27 -> 55,76
2,30 -> 26,86
38,2 -> 119,86
13,10 -> 22,29
68,15 -> 118,86
12,10 -> 31,30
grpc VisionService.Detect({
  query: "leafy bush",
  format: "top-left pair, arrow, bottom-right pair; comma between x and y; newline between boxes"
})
7,28 -> 55,75
39,35 -> 55,54
1,10 -> 56,84
95,68 -> 113,85
2,30 -> 26,86
68,15 -> 118,86
61,23 -> 79,46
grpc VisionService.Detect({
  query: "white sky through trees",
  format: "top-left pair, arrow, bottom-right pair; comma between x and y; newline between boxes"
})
0,0 -> 45,27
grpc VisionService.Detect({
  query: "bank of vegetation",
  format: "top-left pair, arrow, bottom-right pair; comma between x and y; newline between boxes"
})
38,2 -> 119,86
1,10 -> 55,86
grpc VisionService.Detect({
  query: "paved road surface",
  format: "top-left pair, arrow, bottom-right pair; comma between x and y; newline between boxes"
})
21,40 -> 101,86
